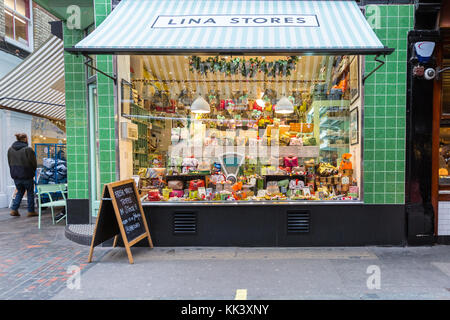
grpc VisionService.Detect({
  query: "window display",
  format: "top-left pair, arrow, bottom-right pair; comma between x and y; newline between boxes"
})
439,126 -> 450,185
120,55 -> 362,203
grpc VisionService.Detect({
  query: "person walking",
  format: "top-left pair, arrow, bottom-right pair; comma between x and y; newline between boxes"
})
7,133 -> 38,217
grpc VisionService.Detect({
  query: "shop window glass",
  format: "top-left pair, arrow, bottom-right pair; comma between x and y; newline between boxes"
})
5,0 -> 15,10
5,9 -> 14,39
120,55 -> 362,203
439,125 -> 450,185
3,0 -> 32,50
442,59 -> 450,115
14,15 -> 29,45
15,0 -> 30,18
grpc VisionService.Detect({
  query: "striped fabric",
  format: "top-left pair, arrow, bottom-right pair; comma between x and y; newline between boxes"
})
0,36 -> 65,120
73,0 -> 385,53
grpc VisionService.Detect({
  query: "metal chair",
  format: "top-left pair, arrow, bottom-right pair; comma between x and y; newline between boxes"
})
36,184 -> 67,229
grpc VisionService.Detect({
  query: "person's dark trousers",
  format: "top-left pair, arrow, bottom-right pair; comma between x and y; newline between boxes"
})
10,179 -> 35,213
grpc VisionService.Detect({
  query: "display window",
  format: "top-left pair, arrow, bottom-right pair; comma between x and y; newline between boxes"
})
439,126 -> 450,185
119,55 -> 362,203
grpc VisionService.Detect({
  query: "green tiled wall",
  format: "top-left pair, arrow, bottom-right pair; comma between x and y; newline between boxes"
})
363,5 -> 413,204
64,24 -> 88,199
94,0 -> 117,188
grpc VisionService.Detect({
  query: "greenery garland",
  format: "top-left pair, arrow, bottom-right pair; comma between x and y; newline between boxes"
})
189,56 -> 299,78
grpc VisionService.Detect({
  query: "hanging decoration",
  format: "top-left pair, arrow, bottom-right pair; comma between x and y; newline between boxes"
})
189,56 -> 299,78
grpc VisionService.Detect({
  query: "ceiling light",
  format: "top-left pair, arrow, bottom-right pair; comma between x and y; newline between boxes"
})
190,96 -> 210,114
275,96 -> 294,114
255,99 -> 265,108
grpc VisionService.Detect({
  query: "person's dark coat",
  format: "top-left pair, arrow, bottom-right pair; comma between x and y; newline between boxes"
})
7,141 -> 37,180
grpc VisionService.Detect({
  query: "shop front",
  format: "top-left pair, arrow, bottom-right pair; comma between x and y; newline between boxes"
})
65,0 -> 414,246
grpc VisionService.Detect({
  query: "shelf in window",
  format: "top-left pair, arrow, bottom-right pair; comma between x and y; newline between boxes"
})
320,142 -> 348,150
319,116 -> 347,127
320,131 -> 349,139
130,118 -> 151,126
308,100 -> 350,116
165,174 -> 210,180
263,174 -> 306,179
311,99 -> 350,108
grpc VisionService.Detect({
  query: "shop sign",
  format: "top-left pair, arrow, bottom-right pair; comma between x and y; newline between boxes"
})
152,14 -> 319,28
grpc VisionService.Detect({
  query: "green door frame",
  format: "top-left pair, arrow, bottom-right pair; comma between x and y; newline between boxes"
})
88,82 -> 100,219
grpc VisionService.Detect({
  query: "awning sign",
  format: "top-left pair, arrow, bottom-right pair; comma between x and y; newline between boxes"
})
152,14 -> 319,28
71,0 -> 390,54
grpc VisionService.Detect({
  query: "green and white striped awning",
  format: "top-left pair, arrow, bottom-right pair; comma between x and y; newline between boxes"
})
0,36 -> 65,120
69,0 -> 392,55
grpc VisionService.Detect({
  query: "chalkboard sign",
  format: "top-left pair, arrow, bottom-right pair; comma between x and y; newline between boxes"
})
88,179 -> 153,264
111,182 -> 147,243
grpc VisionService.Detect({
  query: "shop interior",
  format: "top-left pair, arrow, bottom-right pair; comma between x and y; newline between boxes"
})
31,117 -> 67,185
119,54 -> 362,202
438,41 -> 450,186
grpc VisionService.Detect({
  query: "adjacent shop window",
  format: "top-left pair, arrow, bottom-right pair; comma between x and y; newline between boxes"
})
120,55 -> 362,202
4,0 -> 32,51
439,125 -> 450,185
438,34 -> 450,191
442,58 -> 450,115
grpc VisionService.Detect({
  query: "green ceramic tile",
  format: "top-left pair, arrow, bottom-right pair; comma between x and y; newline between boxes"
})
375,151 -> 386,161
365,194 -> 375,203
365,183 -> 374,193
365,139 -> 375,149
375,161 -> 385,172
375,194 -> 385,203
375,140 -> 385,149
363,4 -> 413,204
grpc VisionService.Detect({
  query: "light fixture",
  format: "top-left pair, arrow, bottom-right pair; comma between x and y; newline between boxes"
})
275,96 -> 294,114
190,96 -> 210,114
255,90 -> 265,108
255,99 -> 265,108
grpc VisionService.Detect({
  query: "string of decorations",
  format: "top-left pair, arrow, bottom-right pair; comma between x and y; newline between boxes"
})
189,56 -> 300,78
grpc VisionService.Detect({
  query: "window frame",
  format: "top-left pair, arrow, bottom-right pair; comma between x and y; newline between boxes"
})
4,0 -> 34,52
119,54 -> 364,204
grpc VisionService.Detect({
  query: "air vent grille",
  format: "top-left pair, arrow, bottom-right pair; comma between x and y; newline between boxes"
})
287,211 -> 310,234
173,212 -> 197,235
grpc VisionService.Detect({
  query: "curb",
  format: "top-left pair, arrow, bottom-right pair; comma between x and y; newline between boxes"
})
64,224 -> 95,246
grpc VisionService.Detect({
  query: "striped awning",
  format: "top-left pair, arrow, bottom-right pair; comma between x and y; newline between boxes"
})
69,0 -> 392,55
0,36 -> 65,121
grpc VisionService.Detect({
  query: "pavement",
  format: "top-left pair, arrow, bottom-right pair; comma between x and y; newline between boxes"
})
0,205 -> 106,300
1,205 -> 450,300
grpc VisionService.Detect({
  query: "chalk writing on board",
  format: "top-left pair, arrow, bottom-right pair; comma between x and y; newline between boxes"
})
111,182 -> 146,243
125,222 -> 141,233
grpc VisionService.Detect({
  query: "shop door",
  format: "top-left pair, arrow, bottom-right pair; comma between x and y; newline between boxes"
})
88,83 -> 101,219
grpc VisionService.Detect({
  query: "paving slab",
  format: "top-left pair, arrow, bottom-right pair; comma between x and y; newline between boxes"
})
2,206 -> 450,300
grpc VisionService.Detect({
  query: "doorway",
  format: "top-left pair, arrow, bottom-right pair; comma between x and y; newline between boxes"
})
88,82 -> 101,219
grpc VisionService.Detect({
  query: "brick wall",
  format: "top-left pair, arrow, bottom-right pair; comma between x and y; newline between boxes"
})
32,3 -> 58,50
0,0 -> 5,39
0,2 -> 58,53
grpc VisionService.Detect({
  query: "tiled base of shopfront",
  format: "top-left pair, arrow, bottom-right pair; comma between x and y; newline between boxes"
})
1,205 -> 450,299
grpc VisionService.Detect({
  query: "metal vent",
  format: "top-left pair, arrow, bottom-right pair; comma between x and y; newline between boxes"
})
287,211 -> 310,234
173,212 -> 197,235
